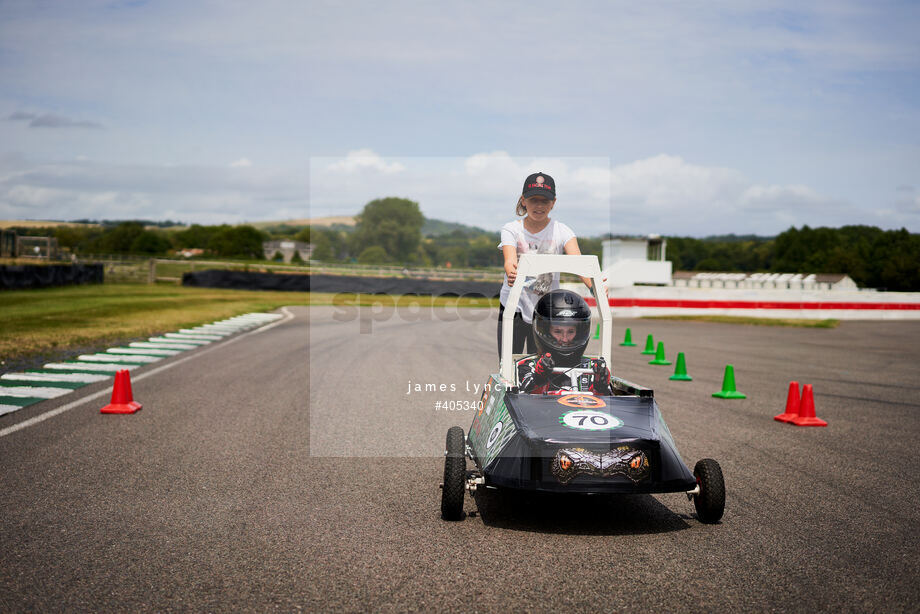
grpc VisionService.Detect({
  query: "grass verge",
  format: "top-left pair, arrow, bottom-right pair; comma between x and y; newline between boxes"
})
0,286 -> 499,366
0,284 -> 308,363
643,315 -> 840,328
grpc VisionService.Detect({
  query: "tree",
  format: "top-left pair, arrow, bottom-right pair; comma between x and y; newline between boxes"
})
441,245 -> 468,267
294,226 -> 311,243
130,230 -> 171,254
175,224 -> 217,249
771,226 -> 811,272
358,245 -> 389,264
99,222 -> 144,253
310,232 -> 334,261
467,236 -> 501,267
208,225 -> 266,258
578,237 -> 604,260
351,197 -> 424,263
54,226 -> 103,253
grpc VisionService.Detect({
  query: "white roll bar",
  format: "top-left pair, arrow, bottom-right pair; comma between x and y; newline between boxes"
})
500,254 -> 611,382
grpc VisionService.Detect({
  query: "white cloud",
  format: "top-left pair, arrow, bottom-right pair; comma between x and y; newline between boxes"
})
603,154 -> 856,235
0,157 -> 306,225
740,184 -> 828,210
610,155 -> 746,210
326,149 -> 405,174
310,151 -> 611,234
463,151 -> 521,178
0,2 -> 916,233
311,150 -> 881,236
0,149 -> 910,235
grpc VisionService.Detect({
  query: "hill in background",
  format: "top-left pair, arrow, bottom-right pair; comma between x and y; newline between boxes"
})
253,215 -> 492,238
0,220 -> 99,229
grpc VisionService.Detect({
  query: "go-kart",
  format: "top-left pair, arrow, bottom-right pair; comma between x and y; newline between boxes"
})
440,254 -> 725,523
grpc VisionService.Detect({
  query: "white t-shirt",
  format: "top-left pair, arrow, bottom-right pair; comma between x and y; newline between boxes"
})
498,219 -> 576,323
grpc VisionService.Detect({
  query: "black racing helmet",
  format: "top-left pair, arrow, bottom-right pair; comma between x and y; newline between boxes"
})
532,289 -> 592,367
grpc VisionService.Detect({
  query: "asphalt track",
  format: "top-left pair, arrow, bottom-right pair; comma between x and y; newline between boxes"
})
2,304 -> 919,611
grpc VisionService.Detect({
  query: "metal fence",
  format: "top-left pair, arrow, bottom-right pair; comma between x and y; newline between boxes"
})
76,255 -> 150,283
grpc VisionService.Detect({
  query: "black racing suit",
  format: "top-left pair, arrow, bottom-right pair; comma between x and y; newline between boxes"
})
517,355 -> 613,395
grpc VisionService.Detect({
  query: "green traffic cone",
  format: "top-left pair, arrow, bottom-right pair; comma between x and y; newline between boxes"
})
713,364 -> 746,399
593,323 -> 600,340
641,334 -> 656,355
649,341 -> 672,365
669,352 -> 692,381
619,327 -> 637,347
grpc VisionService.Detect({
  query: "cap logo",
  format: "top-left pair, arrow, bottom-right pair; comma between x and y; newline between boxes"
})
557,309 -> 576,316
536,176 -> 544,184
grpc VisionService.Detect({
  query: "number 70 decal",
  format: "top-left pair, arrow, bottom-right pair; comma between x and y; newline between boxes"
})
558,410 -> 624,431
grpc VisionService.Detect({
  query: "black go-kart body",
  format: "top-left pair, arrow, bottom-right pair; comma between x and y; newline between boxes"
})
439,253 -> 724,524
467,373 -> 696,495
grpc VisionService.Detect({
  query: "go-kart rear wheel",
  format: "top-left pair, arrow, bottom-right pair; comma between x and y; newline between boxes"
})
692,458 -> 725,524
440,426 -> 466,521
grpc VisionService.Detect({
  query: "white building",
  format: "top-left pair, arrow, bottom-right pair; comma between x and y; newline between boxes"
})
672,271 -> 859,291
262,240 -> 312,263
598,234 -> 859,292
564,241 -> 919,320
601,235 -> 672,288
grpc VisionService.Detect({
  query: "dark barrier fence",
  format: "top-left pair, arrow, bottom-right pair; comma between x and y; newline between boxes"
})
0,264 -> 104,290
182,269 -> 502,297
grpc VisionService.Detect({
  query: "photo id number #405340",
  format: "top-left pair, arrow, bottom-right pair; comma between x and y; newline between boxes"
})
434,400 -> 483,411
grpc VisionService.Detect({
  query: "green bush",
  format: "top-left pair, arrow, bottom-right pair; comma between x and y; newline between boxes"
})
208,225 -> 266,259
130,230 -> 171,254
358,245 -> 389,264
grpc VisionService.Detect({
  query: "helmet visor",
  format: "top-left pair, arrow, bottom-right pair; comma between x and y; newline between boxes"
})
534,314 -> 591,352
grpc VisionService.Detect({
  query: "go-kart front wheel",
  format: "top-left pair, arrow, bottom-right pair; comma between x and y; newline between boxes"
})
692,458 -> 725,524
440,426 -> 466,521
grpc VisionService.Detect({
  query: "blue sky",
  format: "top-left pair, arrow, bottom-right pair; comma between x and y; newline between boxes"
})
1,0 -> 918,236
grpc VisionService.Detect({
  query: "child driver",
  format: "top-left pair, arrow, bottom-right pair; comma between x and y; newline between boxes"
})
517,289 -> 613,395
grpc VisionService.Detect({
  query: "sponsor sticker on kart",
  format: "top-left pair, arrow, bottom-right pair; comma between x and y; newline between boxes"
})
486,421 -> 503,448
557,394 -> 606,408
558,409 -> 624,431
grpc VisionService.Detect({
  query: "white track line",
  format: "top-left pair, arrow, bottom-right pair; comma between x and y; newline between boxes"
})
107,348 -> 181,357
148,336 -> 210,345
2,373 -> 111,384
0,387 -> 73,399
77,354 -> 161,364
130,342 -> 199,351
180,328 -> 230,336
164,333 -> 221,341
0,307 -> 295,438
43,362 -> 139,372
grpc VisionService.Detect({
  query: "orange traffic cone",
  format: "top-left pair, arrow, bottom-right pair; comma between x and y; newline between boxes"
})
100,369 -> 142,414
791,384 -> 826,427
774,381 -> 800,423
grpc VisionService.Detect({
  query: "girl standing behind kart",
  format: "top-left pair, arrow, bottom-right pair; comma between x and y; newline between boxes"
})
497,171 -> 595,357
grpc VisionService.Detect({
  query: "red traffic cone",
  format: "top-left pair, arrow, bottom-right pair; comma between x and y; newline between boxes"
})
774,381 -> 800,423
100,369 -> 142,414
791,384 -> 826,427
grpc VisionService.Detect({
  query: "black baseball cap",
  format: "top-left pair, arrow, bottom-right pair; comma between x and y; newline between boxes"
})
522,172 -> 556,200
